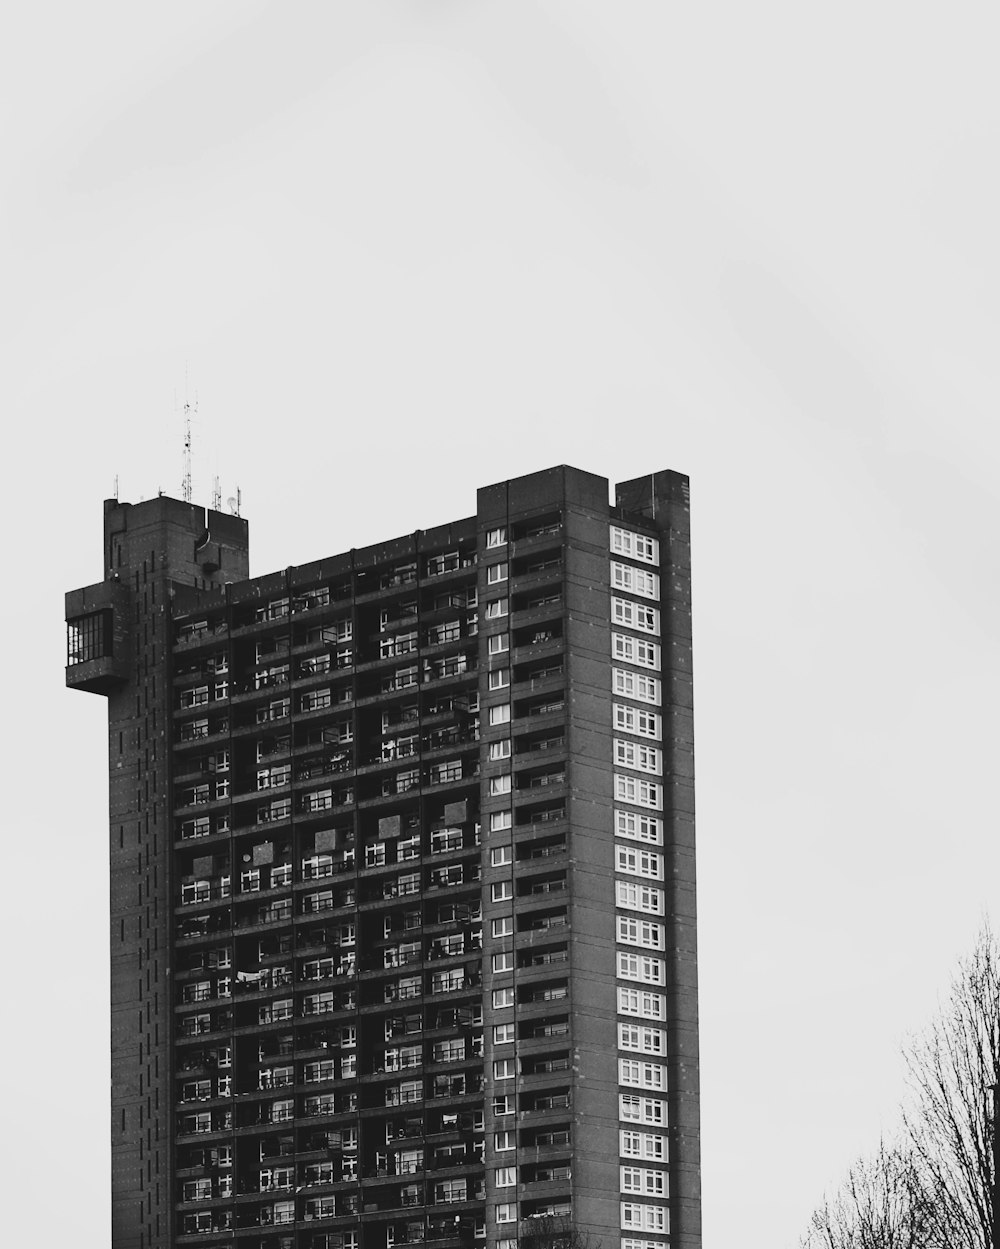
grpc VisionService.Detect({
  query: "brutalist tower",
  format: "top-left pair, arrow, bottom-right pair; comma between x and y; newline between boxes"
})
65,465 -> 699,1249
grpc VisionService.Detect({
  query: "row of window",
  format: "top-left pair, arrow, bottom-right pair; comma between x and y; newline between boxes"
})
611,526 -> 668,1203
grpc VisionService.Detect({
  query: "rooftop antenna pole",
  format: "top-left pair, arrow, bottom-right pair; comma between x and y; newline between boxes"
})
182,399 -> 194,504
212,476 -> 222,511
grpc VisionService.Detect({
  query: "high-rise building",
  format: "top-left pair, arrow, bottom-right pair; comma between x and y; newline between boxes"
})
65,465 -> 699,1249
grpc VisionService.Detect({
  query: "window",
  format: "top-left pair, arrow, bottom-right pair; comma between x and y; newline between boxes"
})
490,810 -> 512,832
486,527 -> 507,548
619,1059 -> 665,1090
494,1059 -> 515,1080
618,1024 -> 667,1054
612,634 -> 660,670
620,1202 -> 668,1233
490,846 -> 512,867
494,1023 -> 514,1044
616,916 -> 665,950
613,669 -> 660,704
426,551 -> 460,577
610,527 -> 659,564
495,1129 -> 515,1151
615,810 -> 663,845
614,704 -> 661,739
616,880 -> 664,914
614,741 -> 662,775
485,598 -> 509,619
492,916 -> 513,937
492,881 -> 513,902
493,1095 -> 515,1116
495,1166 -> 516,1187
492,951 -> 514,972
489,774 -> 512,796
488,668 -> 510,690
487,562 -> 509,585
612,598 -> 660,634
493,987 -> 514,1009
621,1166 -> 667,1196
488,634 -> 510,655
67,610 -> 113,665
611,769 -> 659,809
617,952 -> 666,985
610,562 -> 659,599
489,703 -> 511,726
619,1094 -> 666,1125
436,1178 -> 468,1204
489,738 -> 511,761
616,846 -> 664,881
620,1130 -> 667,1161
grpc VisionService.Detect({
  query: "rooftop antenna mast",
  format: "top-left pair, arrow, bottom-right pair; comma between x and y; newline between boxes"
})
182,397 -> 196,504
212,476 -> 222,511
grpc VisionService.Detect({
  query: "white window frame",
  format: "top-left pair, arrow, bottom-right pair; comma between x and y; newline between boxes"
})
616,916 -> 665,950
611,563 -> 660,599
612,598 -> 660,634
620,1166 -> 667,1197
615,774 -> 662,810
616,846 -> 664,881
619,1094 -> 667,1126
615,810 -> 663,846
618,1023 -> 667,1054
613,669 -> 661,704
613,704 -> 661,739
616,880 -> 665,914
612,634 -> 660,670
610,527 -> 659,564
614,741 -> 663,775
620,1202 -> 668,1234
620,1130 -> 668,1162
617,952 -> 666,986
619,1059 -> 666,1090
617,987 -> 667,1021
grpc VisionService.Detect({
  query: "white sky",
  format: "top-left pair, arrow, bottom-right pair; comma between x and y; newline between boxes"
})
3,3 -> 998,1245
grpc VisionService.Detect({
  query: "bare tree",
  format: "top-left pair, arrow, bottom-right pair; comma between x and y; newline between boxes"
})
902,924 -> 1000,1249
800,1139 -> 935,1249
801,926 -> 1000,1249
519,1215 -> 601,1249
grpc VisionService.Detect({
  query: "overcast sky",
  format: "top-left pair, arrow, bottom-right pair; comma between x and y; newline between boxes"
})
3,3 -> 998,1245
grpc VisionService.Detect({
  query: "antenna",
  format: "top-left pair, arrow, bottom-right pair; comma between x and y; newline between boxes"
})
182,399 -> 195,504
212,476 -> 222,511
114,474 -> 119,501
227,487 -> 242,517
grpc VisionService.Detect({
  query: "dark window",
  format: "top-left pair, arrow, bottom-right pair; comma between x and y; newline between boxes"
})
67,611 -> 112,666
